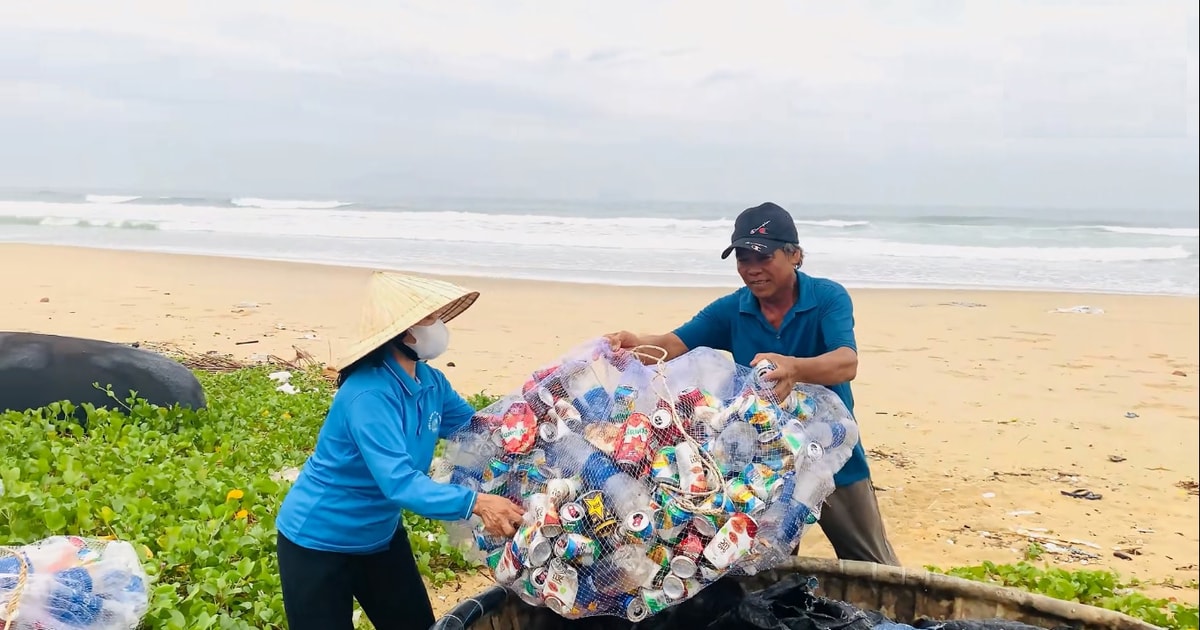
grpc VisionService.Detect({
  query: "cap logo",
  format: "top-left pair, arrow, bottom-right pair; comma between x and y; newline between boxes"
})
750,220 -> 770,235
747,242 -> 767,252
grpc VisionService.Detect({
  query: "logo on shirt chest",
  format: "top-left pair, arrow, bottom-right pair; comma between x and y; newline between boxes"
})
427,411 -> 442,434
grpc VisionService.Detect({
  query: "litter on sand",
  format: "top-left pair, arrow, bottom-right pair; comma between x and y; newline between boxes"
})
1049,305 -> 1104,315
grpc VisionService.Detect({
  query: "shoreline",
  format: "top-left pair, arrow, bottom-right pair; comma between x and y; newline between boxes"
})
3,242 -> 1197,604
5,241 -> 1199,299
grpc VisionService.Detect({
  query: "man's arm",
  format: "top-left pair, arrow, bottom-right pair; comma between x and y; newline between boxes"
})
756,285 -> 858,388
788,346 -> 858,386
613,295 -> 736,364
796,283 -> 858,384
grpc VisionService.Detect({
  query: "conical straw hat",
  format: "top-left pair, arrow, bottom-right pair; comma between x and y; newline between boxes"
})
333,271 -> 480,372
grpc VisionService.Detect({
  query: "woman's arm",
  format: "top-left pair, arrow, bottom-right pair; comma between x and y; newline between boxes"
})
438,382 -> 478,439
346,391 -> 477,522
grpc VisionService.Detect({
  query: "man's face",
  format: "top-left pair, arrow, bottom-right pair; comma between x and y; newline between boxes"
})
735,247 -> 801,299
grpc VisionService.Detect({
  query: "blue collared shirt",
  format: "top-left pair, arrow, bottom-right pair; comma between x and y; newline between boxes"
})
672,270 -> 871,488
276,353 -> 478,554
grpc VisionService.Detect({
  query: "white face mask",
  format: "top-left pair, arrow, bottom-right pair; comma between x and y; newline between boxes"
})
404,319 -> 450,361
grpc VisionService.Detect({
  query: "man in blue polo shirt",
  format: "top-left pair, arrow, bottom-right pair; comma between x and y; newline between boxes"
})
605,202 -> 899,566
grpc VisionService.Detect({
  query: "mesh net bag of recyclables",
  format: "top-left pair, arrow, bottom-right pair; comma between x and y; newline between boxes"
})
435,338 -> 860,622
0,536 -> 150,630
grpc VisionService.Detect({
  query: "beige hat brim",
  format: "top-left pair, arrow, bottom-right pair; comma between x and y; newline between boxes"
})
333,272 -> 480,372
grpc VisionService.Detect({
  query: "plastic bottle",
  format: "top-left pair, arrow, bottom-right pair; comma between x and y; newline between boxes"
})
601,472 -> 655,521
545,432 -> 619,485
444,432 -> 496,482
584,544 -> 660,597
711,423 -> 758,477
790,470 -> 835,516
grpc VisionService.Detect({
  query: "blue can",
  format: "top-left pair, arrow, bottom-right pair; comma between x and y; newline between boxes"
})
618,592 -> 649,622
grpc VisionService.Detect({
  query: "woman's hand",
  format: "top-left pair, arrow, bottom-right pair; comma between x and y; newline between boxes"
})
472,494 -> 526,538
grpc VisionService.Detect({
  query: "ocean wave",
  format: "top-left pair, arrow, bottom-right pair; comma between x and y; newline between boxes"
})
85,194 -> 141,204
795,219 -> 869,228
230,197 -> 355,209
35,217 -> 160,230
805,238 -> 1191,262
124,196 -> 227,207
1087,225 -> 1199,238
76,194 -> 357,210
2,200 -> 1192,265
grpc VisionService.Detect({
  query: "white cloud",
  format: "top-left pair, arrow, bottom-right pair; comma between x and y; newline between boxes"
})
0,80 -> 162,121
0,0 -> 1195,206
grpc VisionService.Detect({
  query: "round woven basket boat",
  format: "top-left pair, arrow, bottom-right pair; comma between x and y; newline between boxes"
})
430,557 -> 1163,630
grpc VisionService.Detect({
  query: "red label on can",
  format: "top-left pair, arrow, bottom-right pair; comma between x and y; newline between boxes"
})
614,412 -> 652,469
677,530 -> 704,557
531,366 -> 559,382
675,388 -> 706,417
499,402 -> 538,454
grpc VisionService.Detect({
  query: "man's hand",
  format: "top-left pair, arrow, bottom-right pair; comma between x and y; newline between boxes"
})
472,493 -> 525,538
752,352 -> 800,403
604,330 -> 641,350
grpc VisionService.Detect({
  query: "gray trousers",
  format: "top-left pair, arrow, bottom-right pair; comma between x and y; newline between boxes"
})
808,478 -> 901,566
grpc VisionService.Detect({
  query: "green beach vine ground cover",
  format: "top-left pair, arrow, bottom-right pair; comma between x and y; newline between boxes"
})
1,365 -> 1195,628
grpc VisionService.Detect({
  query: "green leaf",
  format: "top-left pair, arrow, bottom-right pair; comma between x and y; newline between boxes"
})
43,508 -> 67,532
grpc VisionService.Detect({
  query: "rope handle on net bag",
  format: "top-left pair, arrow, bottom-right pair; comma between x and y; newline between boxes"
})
0,546 -> 27,630
625,344 -> 731,515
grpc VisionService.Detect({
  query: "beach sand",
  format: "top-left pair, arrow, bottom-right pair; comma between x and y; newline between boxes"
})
3,243 -> 1198,613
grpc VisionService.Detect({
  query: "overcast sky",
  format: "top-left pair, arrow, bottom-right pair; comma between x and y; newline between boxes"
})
1,0 -> 1196,210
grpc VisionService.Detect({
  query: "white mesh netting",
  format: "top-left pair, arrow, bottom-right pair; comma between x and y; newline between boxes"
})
0,536 -> 149,630
436,339 -> 859,621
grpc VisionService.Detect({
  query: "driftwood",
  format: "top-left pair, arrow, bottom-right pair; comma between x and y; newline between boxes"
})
135,341 -> 327,377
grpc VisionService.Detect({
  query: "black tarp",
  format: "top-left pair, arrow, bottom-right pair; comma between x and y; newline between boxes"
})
433,572 -> 1069,630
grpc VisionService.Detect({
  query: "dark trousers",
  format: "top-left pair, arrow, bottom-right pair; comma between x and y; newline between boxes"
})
808,478 -> 902,566
277,527 -> 434,630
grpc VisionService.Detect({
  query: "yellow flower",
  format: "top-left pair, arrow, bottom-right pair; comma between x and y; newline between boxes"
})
282,412 -> 292,419
226,489 -> 244,501
235,509 -> 249,520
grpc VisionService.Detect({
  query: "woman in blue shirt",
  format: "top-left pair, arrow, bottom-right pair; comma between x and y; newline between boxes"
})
275,272 -> 526,630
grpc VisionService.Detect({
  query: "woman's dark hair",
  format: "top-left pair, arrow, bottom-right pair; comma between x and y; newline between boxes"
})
335,330 -> 417,387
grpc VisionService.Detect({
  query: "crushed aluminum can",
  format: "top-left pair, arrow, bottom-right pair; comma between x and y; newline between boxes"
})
618,593 -> 649,622
559,501 -> 587,534
743,462 -> 784,502
490,543 -> 522,585
542,559 -> 579,615
498,402 -> 538,454
650,445 -> 680,486
702,512 -> 758,571
528,492 -> 563,538
546,477 -> 580,506
673,442 -> 709,494
752,359 -> 778,387
674,387 -> 707,419
662,574 -> 702,601
553,533 -> 601,566
579,490 -> 618,539
642,588 -> 671,615
621,510 -> 655,543
613,412 -> 653,473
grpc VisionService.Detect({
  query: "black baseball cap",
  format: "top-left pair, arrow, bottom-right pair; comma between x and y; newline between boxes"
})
720,202 -> 799,259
